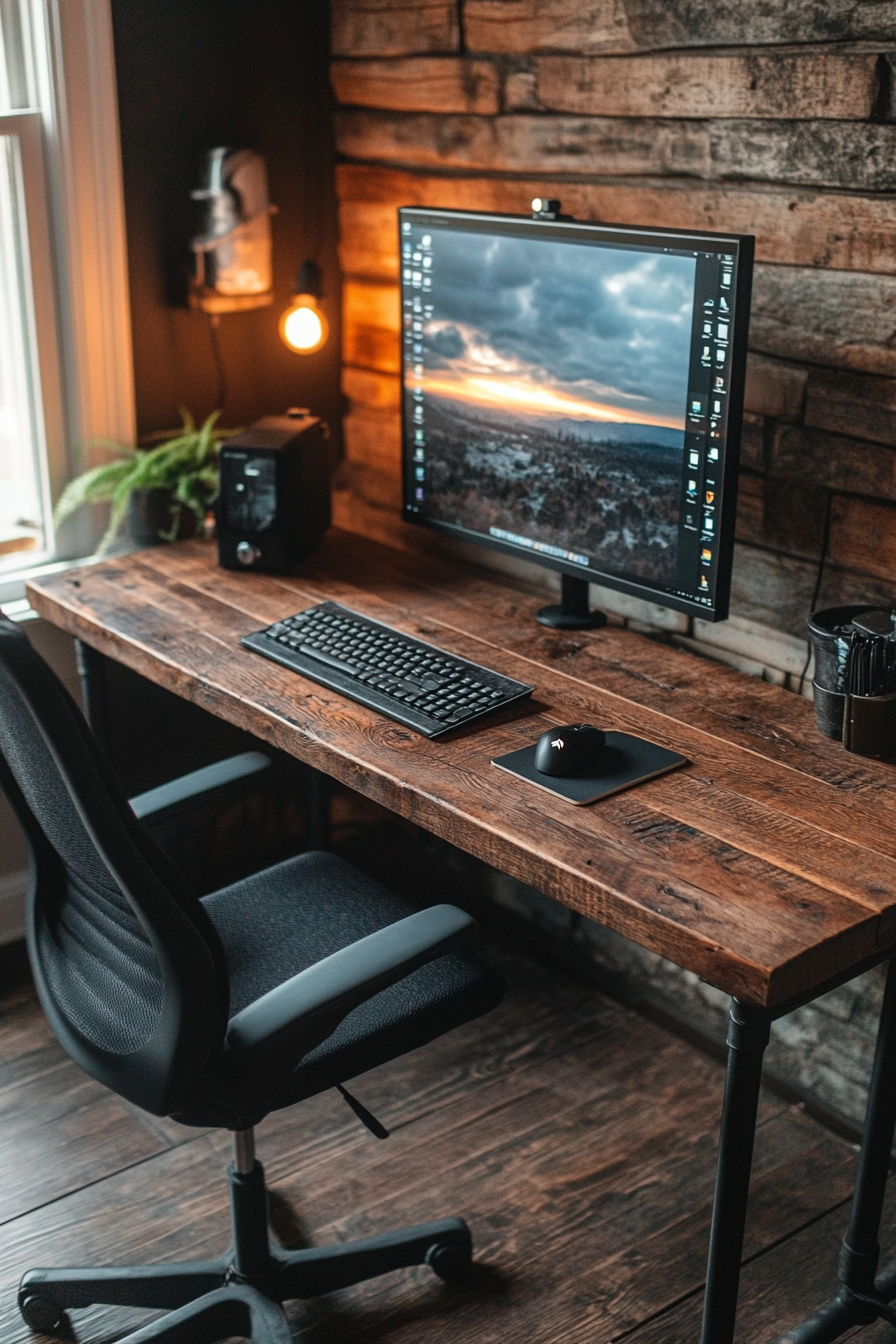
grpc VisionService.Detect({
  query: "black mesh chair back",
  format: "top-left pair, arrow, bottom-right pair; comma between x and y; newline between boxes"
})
0,614 -> 229,1115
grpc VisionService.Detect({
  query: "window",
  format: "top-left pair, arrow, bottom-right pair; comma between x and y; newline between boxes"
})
0,123 -> 47,564
0,0 -> 135,604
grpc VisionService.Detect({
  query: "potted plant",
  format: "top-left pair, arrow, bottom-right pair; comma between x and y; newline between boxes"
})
54,410 -> 236,554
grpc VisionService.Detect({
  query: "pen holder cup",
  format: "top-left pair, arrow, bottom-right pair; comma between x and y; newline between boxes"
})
807,605 -> 879,740
843,692 -> 896,762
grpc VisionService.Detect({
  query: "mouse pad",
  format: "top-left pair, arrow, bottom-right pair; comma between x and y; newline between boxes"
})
491,732 -> 687,805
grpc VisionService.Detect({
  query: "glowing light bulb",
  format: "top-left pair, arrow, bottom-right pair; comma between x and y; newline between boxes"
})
279,293 -> 328,354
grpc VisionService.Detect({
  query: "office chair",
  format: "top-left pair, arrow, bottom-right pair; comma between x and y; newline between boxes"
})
0,613 -> 504,1344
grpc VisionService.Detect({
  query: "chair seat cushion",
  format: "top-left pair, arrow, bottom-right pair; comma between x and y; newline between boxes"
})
170,851 -> 503,1128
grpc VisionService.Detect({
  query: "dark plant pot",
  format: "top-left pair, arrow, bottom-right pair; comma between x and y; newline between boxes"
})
127,489 -> 197,547
807,604 -> 879,740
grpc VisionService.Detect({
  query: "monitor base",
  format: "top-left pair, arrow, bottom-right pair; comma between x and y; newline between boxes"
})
536,576 -> 607,631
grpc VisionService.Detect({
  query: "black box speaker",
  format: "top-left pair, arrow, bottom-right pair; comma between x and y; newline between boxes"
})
217,412 -> 330,572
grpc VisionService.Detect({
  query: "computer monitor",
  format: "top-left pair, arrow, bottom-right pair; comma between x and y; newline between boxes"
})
398,205 -> 753,628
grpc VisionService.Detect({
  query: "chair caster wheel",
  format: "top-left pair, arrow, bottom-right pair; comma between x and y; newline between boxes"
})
19,1292 -> 63,1333
426,1240 -> 472,1284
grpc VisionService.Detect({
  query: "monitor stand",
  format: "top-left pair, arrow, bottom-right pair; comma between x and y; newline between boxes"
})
536,575 -> 607,631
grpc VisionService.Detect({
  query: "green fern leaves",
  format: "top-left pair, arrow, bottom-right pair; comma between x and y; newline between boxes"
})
54,410 -> 236,555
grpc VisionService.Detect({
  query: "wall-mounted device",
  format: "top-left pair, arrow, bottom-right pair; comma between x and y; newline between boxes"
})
190,147 -> 275,314
217,411 -> 330,572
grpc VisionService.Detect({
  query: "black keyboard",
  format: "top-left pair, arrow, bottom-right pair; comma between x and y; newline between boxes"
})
241,601 -> 533,738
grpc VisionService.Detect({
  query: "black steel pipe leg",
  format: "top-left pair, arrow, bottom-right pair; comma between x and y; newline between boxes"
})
838,957 -> 896,1295
74,639 -> 113,754
305,766 -> 331,850
699,998 -> 771,1344
777,957 -> 896,1344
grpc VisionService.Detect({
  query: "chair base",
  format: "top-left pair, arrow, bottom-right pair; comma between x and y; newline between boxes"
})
18,1147 -> 473,1341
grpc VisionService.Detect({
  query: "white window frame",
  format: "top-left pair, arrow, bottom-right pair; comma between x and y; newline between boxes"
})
0,109 -> 64,560
0,0 -> 135,604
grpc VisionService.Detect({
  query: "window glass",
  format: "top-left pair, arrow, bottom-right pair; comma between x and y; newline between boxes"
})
0,0 -> 34,111
0,2 -> 50,573
0,131 -> 47,568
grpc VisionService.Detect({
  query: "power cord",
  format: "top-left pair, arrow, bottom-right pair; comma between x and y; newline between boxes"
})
797,490 -> 833,696
206,313 -> 228,415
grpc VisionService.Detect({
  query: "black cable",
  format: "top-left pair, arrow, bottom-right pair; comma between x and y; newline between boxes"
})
797,490 -> 833,697
206,313 -> 227,415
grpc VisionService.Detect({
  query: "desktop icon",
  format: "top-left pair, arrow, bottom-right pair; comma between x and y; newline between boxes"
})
705,490 -> 715,504
701,547 -> 712,563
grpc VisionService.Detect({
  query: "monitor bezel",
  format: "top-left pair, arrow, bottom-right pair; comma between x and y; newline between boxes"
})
398,206 -> 754,623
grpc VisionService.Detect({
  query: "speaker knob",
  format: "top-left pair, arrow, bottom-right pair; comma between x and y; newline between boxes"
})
236,541 -> 261,566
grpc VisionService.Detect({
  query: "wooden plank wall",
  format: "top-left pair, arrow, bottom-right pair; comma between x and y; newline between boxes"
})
329,0 -> 896,674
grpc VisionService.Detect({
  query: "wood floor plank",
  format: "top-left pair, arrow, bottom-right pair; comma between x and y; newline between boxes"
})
0,944 -> 857,1344
0,998 -> 173,1226
274,1120 -> 858,1344
0,1132 -> 232,1344
619,1184 -> 896,1343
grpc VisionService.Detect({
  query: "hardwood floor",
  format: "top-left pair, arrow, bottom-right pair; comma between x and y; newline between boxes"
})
0,937 -> 886,1344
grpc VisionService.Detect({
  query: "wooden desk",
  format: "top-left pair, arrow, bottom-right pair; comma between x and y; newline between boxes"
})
26,530 -> 896,1344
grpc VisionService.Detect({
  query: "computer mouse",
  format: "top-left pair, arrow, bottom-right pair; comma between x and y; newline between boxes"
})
533,724 -> 606,777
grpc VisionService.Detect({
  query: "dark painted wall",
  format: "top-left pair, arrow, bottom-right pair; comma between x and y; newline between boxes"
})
111,0 -> 341,445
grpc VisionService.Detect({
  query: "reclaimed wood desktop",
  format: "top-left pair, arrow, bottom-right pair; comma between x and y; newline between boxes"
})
27,529 -> 896,1344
